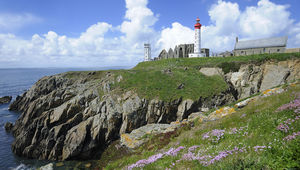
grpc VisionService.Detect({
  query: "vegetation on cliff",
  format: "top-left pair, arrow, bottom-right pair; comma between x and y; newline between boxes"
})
104,83 -> 300,169
67,52 -> 300,101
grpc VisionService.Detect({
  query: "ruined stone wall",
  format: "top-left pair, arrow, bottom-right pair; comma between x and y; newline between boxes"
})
157,44 -> 196,60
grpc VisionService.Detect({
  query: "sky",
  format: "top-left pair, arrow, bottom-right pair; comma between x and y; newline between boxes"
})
0,0 -> 300,68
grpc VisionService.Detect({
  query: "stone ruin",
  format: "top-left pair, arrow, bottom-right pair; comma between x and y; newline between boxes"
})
155,44 -> 194,60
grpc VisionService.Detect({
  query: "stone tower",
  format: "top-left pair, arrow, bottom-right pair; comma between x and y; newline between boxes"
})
144,43 -> 151,61
189,17 -> 204,57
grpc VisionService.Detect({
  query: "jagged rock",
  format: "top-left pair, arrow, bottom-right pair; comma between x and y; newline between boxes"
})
145,99 -> 164,124
176,99 -> 194,121
5,122 -> 13,132
162,68 -> 172,75
120,93 -> 147,134
177,83 -> 185,89
261,87 -> 285,97
187,112 -> 208,123
208,107 -> 236,120
234,98 -> 256,108
260,63 -> 290,91
116,75 -> 123,82
200,68 -> 223,77
39,163 -> 53,170
8,59 -> 300,161
62,118 -> 92,160
225,64 -> 262,99
88,72 -> 96,75
0,96 -> 12,104
120,123 -> 180,149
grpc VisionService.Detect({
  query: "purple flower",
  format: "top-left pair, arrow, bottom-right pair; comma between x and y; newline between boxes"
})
202,132 -> 210,140
188,145 -> 200,152
277,93 -> 300,112
181,147 -> 245,166
165,146 -> 185,156
127,153 -> 164,169
202,129 -> 225,143
230,128 -> 238,134
283,131 -> 300,141
253,146 -> 267,152
277,123 -> 289,133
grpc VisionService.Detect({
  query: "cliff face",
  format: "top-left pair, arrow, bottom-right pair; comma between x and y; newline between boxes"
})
9,59 -> 300,161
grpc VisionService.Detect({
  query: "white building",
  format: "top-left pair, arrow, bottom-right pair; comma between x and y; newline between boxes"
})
144,43 -> 151,61
189,17 -> 204,58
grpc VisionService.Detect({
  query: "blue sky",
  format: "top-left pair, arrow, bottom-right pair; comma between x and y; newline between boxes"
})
0,0 -> 300,68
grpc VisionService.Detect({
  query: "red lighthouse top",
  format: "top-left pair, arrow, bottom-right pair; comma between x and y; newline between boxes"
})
194,17 -> 202,29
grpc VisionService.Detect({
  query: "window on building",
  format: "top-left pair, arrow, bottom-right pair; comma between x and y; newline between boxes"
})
277,49 -> 280,52
241,51 -> 244,53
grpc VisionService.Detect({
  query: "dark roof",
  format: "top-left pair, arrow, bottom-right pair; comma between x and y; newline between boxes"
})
234,36 -> 288,50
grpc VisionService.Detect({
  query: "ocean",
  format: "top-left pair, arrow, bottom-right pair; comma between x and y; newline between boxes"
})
0,67 -> 126,169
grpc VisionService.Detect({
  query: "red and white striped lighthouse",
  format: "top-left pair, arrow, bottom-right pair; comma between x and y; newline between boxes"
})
189,17 -> 203,57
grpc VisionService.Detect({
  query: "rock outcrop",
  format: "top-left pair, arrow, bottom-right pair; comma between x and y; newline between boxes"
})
120,123 -> 182,149
5,122 -> 13,132
8,59 -> 300,161
0,96 -> 12,104
120,84 -> 292,149
8,72 -> 235,161
223,59 -> 300,99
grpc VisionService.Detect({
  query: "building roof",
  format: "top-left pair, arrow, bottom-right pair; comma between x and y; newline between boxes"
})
234,36 -> 288,50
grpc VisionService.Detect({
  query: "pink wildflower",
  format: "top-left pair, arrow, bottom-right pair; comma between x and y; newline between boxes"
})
277,123 -> 289,133
283,131 -> 300,141
128,153 -> 164,169
253,146 -> 267,152
188,145 -> 200,152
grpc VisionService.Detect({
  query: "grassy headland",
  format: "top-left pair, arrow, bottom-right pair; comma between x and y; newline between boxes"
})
65,53 -> 300,102
104,82 -> 300,169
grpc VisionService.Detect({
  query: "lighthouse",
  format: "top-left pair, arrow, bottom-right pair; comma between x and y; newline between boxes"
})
189,17 -> 204,58
144,43 -> 151,61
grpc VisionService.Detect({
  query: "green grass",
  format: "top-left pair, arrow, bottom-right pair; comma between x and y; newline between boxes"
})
134,52 -> 300,71
104,83 -> 300,169
62,53 -> 300,102
115,68 -> 228,101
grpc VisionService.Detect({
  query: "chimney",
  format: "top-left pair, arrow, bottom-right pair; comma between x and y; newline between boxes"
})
236,37 -> 238,43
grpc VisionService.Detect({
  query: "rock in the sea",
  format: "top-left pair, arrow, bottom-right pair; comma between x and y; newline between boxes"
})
4,122 -> 13,132
0,96 -> 12,104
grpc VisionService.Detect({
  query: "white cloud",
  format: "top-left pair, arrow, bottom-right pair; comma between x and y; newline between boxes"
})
0,0 -> 159,68
0,13 -> 41,32
121,0 -> 158,43
157,22 -> 194,50
158,0 -> 299,53
208,0 -> 240,35
239,0 -> 292,38
1,0 -> 300,68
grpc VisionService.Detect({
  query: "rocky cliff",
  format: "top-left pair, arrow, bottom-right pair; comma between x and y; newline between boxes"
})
8,58 -> 300,161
